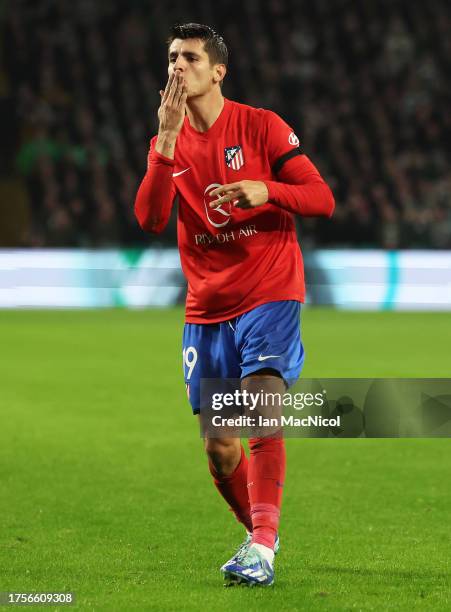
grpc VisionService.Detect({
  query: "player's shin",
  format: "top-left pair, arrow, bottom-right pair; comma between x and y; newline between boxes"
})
248,436 -> 285,550
243,371 -> 286,551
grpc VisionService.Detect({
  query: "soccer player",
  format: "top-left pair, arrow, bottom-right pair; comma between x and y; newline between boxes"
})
135,23 -> 334,586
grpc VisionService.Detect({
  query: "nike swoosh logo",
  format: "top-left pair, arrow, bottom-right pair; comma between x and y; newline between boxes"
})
257,354 -> 280,361
173,167 -> 191,177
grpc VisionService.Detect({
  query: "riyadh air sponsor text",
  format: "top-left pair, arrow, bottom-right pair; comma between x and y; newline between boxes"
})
195,224 -> 258,246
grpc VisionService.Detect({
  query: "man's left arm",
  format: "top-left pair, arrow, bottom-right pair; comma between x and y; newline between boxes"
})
263,152 -> 335,217
210,110 -> 335,217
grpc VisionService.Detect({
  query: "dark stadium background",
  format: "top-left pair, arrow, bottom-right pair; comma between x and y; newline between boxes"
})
1,0 -> 450,250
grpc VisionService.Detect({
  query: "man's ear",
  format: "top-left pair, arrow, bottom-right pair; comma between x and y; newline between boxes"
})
214,64 -> 227,84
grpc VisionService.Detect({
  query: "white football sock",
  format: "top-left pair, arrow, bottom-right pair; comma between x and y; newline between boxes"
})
250,543 -> 275,565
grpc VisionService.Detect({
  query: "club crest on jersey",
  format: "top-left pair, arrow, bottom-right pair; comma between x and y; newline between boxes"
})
224,145 -> 244,171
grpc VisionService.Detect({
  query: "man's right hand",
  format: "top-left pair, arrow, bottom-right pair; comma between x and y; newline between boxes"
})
155,73 -> 187,158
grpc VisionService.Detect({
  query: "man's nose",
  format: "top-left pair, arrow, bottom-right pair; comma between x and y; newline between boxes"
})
174,57 -> 185,72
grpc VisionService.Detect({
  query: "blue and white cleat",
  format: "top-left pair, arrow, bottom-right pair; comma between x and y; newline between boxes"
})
223,532 -> 252,567
221,533 -> 251,586
221,533 -> 280,586
221,534 -> 279,586
221,543 -> 275,587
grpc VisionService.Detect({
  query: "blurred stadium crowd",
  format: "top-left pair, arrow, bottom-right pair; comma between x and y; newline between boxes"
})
2,0 -> 450,248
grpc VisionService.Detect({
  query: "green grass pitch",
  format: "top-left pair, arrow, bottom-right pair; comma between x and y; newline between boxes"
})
1,308 -> 450,611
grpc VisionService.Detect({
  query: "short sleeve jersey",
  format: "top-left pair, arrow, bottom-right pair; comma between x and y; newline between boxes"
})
150,98 -> 305,323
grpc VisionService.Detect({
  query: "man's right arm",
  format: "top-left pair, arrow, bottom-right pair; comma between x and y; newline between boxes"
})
134,141 -> 176,234
134,73 -> 187,234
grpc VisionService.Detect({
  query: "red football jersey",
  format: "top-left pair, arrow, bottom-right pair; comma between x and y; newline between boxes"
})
135,98 -> 334,323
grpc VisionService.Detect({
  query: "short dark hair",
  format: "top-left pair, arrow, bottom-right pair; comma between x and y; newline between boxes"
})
167,23 -> 228,67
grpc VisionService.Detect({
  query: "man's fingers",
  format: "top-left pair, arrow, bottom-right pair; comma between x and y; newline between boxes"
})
209,183 -> 242,207
167,73 -> 182,106
161,73 -> 175,103
210,183 -> 241,197
177,91 -> 187,111
166,75 -> 178,105
210,195 -> 230,208
210,192 -> 240,207
176,84 -> 187,107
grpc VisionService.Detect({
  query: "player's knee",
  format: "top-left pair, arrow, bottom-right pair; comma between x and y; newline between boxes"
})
204,437 -> 239,459
204,437 -> 241,476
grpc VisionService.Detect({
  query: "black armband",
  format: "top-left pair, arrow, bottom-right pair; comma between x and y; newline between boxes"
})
271,147 -> 303,174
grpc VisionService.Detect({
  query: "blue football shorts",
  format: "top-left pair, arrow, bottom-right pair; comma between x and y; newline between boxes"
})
182,300 -> 305,414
